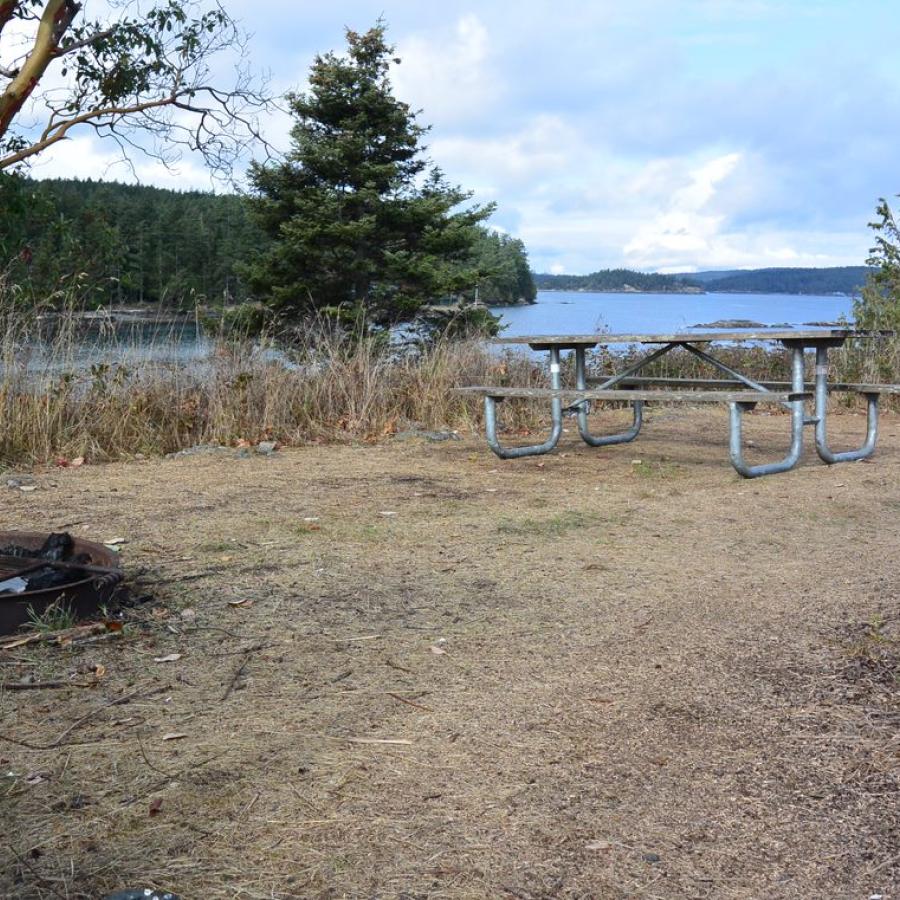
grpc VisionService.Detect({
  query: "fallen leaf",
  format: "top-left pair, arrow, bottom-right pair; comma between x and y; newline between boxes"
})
347,738 -> 412,745
103,620 -> 124,632
25,772 -> 47,785
227,599 -> 254,608
430,645 -> 446,655
19,485 -> 38,493
219,554 -> 233,562
153,653 -> 182,663
148,798 -> 163,816
55,457 -> 70,468
161,732 -> 187,741
379,511 -> 398,517
70,457 -> 85,467
104,537 -> 126,546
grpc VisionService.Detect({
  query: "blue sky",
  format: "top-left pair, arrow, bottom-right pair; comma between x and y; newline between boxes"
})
28,1 -> 900,274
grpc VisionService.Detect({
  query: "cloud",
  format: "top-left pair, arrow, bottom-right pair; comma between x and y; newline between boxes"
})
623,153 -> 742,269
29,136 -> 216,191
392,15 -> 499,127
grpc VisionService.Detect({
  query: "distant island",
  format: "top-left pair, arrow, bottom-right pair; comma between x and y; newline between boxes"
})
533,266 -> 874,296
533,269 -> 701,293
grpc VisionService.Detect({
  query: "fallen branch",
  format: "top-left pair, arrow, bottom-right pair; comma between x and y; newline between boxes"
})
0,685 -> 167,750
221,651 -> 252,701
386,692 -> 433,712
0,622 -> 109,650
1,680 -> 68,690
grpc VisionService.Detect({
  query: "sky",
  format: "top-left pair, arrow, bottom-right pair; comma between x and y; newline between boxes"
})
19,0 -> 900,274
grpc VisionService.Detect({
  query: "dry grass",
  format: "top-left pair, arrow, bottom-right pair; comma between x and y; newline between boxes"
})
0,410 -> 898,898
2,292 -> 898,469
0,304 -> 544,467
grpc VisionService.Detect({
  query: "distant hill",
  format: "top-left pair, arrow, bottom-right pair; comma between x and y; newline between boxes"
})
677,266 -> 873,295
533,269 -> 699,293
533,266 -> 874,296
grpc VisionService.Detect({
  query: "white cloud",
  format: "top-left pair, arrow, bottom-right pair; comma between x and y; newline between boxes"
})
392,15 -> 500,126
30,136 -> 216,191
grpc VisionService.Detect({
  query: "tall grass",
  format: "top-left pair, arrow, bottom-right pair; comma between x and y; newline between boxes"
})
1,287 -> 897,469
0,298 -> 543,467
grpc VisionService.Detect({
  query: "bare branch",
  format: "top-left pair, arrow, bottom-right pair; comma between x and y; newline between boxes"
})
52,26 -> 115,57
1,93 -> 180,168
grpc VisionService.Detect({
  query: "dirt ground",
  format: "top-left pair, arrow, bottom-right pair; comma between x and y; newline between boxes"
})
1,405 -> 898,899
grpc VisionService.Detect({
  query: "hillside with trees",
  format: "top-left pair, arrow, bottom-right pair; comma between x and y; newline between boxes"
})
696,266 -> 872,295
0,173 -> 535,312
0,174 -> 265,307
533,269 -> 699,293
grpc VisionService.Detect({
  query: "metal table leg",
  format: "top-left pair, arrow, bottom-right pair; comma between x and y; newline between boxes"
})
729,345 -> 806,477
573,347 -> 643,446
814,346 -> 879,463
484,347 -> 563,459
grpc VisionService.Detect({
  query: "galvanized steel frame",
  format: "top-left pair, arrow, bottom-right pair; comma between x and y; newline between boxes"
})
482,334 -> 883,476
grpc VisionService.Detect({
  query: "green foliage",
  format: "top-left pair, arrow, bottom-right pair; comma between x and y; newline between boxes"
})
0,173 -> 265,307
416,303 -> 503,341
702,266 -> 871,295
533,269 -> 697,293
243,23 -> 495,329
1,1 -> 263,173
854,197 -> 900,330
472,231 -> 536,304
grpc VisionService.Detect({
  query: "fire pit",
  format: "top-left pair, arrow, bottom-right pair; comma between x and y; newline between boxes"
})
0,531 -> 124,635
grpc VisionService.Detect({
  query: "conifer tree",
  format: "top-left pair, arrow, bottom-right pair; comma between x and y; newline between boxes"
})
244,23 -> 495,327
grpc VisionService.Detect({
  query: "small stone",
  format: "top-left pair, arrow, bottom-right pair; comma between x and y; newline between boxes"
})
256,440 -> 278,455
642,852 -> 661,863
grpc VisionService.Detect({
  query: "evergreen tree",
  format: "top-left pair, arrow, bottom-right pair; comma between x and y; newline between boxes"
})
243,24 -> 494,328
855,196 -> 900,330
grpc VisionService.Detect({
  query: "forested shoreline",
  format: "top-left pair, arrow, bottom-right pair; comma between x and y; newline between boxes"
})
0,175 -> 536,311
534,266 -> 874,296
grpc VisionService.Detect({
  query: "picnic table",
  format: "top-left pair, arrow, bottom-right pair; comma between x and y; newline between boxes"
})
457,328 -> 900,478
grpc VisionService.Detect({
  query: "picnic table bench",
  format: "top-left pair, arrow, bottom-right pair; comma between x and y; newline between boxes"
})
457,328 -> 898,478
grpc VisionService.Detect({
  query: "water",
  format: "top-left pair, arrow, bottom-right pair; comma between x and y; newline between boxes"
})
7,292 -> 856,373
490,290 -> 853,339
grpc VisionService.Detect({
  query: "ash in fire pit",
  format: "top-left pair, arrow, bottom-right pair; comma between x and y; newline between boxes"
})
0,533 -> 92,594
0,531 -> 125,634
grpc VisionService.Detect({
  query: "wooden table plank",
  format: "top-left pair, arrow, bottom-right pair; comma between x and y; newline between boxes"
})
494,329 -> 856,347
455,387 -> 810,403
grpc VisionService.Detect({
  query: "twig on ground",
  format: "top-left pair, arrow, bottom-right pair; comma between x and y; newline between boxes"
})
221,650 -> 253,701
386,692 -> 434,712
4,844 -> 69,900
0,685 -> 168,750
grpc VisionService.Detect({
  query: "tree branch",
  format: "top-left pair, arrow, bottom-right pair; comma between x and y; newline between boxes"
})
0,1 -> 21,39
52,26 -> 115,57
0,92 -> 179,168
0,0 -> 79,139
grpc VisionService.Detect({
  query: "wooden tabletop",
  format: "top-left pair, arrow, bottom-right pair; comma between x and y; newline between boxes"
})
495,328 -> 856,348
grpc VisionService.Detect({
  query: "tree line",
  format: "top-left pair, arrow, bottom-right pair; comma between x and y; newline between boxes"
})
533,269 -> 698,293
1,22 -> 535,333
